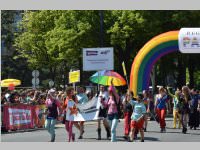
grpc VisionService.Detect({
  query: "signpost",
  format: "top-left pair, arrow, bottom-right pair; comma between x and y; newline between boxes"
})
32,70 -> 39,89
49,80 -> 54,88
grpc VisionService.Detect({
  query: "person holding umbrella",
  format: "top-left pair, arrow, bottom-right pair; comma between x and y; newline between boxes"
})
100,79 -> 120,142
90,70 -> 126,141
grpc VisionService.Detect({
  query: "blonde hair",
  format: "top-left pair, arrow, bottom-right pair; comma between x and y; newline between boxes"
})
182,86 -> 190,102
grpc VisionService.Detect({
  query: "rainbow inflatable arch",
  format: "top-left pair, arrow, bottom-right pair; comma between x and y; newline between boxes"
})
130,31 -> 180,96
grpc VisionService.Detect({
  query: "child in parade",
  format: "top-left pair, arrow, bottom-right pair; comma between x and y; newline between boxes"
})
45,89 -> 62,142
155,87 -> 171,133
129,93 -> 146,142
100,79 -> 119,142
142,90 -> 150,132
122,90 -> 133,140
167,87 -> 182,129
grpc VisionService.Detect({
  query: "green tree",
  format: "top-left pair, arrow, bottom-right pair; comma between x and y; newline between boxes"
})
14,10 -> 105,86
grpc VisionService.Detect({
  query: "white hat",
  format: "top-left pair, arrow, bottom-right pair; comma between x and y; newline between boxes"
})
5,93 -> 10,99
48,89 -> 56,94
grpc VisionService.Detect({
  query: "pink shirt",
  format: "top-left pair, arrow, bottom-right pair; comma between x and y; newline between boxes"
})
101,85 -> 119,114
45,98 -> 61,107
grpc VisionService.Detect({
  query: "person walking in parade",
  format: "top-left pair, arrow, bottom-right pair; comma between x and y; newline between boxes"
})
76,86 -> 89,139
189,89 -> 199,130
167,87 -> 182,129
122,90 -> 133,140
96,85 -> 111,140
129,93 -> 146,142
100,79 -> 119,142
45,89 -> 62,142
179,86 -> 191,134
155,87 -> 171,133
142,90 -> 150,132
65,87 -> 80,142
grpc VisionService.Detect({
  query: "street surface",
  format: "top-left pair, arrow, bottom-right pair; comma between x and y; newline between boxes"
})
1,117 -> 200,142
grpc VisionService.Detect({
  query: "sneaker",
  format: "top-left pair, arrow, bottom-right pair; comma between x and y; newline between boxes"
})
123,136 -> 128,140
141,139 -> 144,142
182,127 -> 187,134
160,128 -> 163,133
51,134 -> 55,142
78,135 -> 83,139
128,137 -> 133,142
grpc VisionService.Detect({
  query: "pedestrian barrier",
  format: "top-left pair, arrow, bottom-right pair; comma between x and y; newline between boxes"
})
1,104 -> 46,131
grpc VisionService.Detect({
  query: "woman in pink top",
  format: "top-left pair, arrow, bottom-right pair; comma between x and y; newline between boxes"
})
100,80 -> 120,142
45,89 -> 61,142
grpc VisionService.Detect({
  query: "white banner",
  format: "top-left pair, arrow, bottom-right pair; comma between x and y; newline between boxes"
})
83,47 -> 114,71
8,108 -> 32,125
66,97 -> 101,121
178,28 -> 200,53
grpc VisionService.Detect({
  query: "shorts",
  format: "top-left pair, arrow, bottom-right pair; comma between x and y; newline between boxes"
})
98,107 -> 107,118
131,119 -> 144,129
107,113 -> 119,120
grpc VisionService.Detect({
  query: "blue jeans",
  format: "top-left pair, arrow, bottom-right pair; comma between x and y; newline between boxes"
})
108,114 -> 119,142
45,118 -> 56,140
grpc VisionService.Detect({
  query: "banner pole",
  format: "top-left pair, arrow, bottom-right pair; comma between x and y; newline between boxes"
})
125,75 -> 129,90
98,71 -> 100,92
73,83 -> 75,91
122,61 -> 129,90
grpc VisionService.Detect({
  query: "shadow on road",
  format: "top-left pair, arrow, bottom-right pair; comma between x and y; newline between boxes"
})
116,136 -> 159,142
147,130 -> 200,136
77,137 -> 110,142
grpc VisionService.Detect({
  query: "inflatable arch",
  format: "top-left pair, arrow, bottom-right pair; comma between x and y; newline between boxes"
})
130,31 -> 179,96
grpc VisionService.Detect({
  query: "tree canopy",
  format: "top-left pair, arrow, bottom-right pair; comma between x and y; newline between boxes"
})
4,10 -> 199,88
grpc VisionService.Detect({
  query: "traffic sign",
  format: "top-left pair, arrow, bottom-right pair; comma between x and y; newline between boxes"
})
32,78 -> 40,85
49,80 -> 54,87
32,70 -> 39,77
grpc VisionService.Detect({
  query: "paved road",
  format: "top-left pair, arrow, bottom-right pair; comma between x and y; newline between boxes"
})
1,117 -> 200,142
